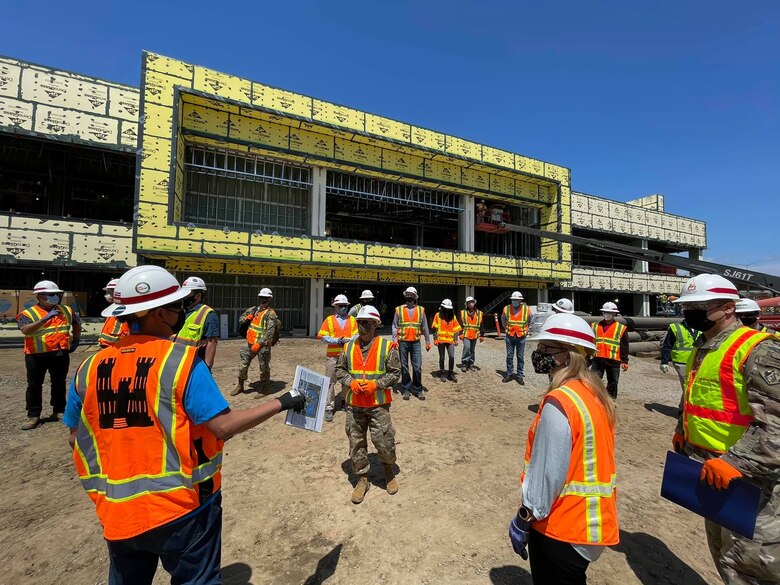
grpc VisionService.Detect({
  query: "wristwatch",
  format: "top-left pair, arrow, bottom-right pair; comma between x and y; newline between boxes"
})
517,505 -> 535,522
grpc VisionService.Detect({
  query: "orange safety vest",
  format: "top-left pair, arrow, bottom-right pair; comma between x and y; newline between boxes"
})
246,308 -> 270,345
317,314 -> 359,357
18,304 -> 74,354
431,313 -> 462,344
503,304 -> 530,337
460,309 -> 483,340
521,379 -> 619,546
344,336 -> 392,408
72,336 -> 223,541
592,321 -> 626,361
99,316 -> 130,348
396,305 -> 426,342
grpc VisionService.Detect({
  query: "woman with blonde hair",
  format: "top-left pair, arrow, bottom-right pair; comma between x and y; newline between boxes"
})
508,312 -> 619,584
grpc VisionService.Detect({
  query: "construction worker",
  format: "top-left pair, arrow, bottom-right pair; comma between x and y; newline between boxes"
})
502,291 -> 530,384
590,302 -> 628,399
318,294 -> 358,422
736,298 -> 772,332
349,289 -> 375,318
660,319 -> 700,393
335,305 -> 401,504
233,288 -> 280,397
172,276 -> 220,370
431,299 -> 462,382
671,273 -> 780,584
509,312 -> 618,583
459,295 -> 484,372
98,278 -> 129,348
392,286 -> 431,400
63,265 -> 304,583
551,298 -> 575,314
17,280 -> 82,430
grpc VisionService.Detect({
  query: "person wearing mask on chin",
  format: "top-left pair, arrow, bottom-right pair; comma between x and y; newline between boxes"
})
502,291 -> 530,385
735,298 -> 773,333
391,287 -> 431,400
63,265 -> 304,584
508,312 -> 619,584
98,278 -> 129,348
172,277 -> 220,371
318,294 -> 358,423
589,302 -> 628,399
671,274 -> 780,584
232,288 -> 279,397
17,280 -> 82,430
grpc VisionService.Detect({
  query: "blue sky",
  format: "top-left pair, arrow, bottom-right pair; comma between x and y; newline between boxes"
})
4,1 -> 779,274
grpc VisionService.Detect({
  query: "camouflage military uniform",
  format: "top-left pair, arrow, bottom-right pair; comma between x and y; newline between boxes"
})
335,341 -> 401,475
677,322 -> 780,584
238,307 -> 279,387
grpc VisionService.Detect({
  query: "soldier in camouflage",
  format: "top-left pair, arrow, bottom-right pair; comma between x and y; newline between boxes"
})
672,274 -> 780,584
232,288 -> 279,397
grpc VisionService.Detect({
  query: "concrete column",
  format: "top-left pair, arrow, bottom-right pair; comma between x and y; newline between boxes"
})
537,287 -> 549,303
633,239 -> 649,273
688,248 -> 701,261
310,167 -> 327,236
459,194 -> 474,252
309,278 -> 325,337
640,293 -> 651,317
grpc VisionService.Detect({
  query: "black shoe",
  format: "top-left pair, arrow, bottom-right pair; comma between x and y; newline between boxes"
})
502,375 -> 514,383
417,391 -> 426,401
440,373 -> 447,382
448,372 -> 458,382
517,377 -> 525,386
471,365 -> 480,371
403,391 -> 411,401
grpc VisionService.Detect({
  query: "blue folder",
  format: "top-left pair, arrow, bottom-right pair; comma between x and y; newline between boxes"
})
661,451 -> 761,539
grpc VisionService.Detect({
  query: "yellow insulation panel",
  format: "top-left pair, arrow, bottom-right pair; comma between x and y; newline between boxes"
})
312,99 -> 364,131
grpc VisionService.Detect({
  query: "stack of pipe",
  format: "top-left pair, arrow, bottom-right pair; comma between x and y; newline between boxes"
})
581,315 -> 680,356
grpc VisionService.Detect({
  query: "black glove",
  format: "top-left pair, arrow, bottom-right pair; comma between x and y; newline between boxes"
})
277,391 -> 305,412
69,339 -> 80,353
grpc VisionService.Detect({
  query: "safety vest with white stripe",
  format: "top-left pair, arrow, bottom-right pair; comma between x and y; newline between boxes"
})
460,309 -> 483,340
72,336 -> 223,541
344,336 -> 392,408
396,305 -> 425,342
683,327 -> 771,453
173,304 -> 216,347
432,313 -> 462,344
317,314 -> 359,357
592,321 -> 626,361
503,304 -> 530,337
18,304 -> 73,354
521,379 -> 619,546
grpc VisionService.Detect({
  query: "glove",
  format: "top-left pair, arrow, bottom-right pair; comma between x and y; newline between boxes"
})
360,380 -> 378,393
700,458 -> 743,490
277,391 -> 305,412
621,363 -> 629,372
425,344 -> 431,352
479,337 -> 484,343
433,339 -> 439,346
660,364 -> 669,374
390,341 -> 399,350
672,432 -> 686,453
350,379 -> 363,393
338,337 -> 345,345
43,309 -> 60,321
508,515 -> 531,560
69,339 -> 80,353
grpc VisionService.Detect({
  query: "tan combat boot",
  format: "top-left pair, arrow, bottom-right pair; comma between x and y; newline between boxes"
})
21,417 -> 40,431
351,476 -> 369,504
384,465 -> 398,495
230,379 -> 244,396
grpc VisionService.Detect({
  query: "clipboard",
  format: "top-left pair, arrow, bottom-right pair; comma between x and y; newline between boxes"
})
661,451 -> 761,539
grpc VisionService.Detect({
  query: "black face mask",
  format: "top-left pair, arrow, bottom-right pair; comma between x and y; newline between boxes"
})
682,309 -> 717,332
531,350 -> 558,374
741,316 -> 758,327
169,309 -> 187,334
184,293 -> 199,310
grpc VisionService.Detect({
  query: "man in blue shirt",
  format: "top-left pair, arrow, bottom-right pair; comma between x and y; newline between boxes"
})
173,276 -> 221,370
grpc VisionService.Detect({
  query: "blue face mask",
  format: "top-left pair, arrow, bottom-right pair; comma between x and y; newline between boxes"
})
511,300 -> 521,308
46,294 -> 60,304
337,306 -> 348,316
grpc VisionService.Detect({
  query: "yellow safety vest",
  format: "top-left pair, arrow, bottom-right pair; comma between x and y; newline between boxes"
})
173,305 -> 215,347
669,322 -> 698,364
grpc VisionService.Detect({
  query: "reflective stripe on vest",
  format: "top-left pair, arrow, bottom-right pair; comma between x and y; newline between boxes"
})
432,313 -> 462,344
670,323 -> 696,364
20,304 -> 73,354
503,305 -> 530,337
99,317 -> 129,348
396,306 -> 424,342
246,308 -> 269,344
174,305 -> 215,346
317,315 -> 359,357
344,337 -> 391,408
592,321 -> 626,361
683,327 -> 770,453
460,310 -> 483,340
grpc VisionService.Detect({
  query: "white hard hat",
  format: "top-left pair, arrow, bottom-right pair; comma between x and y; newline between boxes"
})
258,287 -> 273,298
735,298 -> 761,314
600,302 -> 619,313
356,304 -> 382,323
533,313 -> 597,353
672,274 -> 740,303
103,278 -> 120,291
332,294 -> 349,306
510,291 -> 524,301
404,287 -> 418,298
182,276 -> 207,291
102,266 -> 190,318
360,289 -> 375,300
33,280 -> 64,295
465,296 -> 476,304
552,298 -> 574,314
440,298 -> 454,310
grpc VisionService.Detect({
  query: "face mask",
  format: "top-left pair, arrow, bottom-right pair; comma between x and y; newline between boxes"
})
168,309 -> 186,334
46,294 -> 60,304
405,297 -> 416,305
337,306 -> 348,316
602,313 -> 614,321
531,350 -> 558,374
358,322 -> 374,336
740,316 -> 758,327
185,294 -> 198,309
682,309 -> 717,332
511,300 -> 520,308
104,293 -> 114,303
467,303 -> 475,311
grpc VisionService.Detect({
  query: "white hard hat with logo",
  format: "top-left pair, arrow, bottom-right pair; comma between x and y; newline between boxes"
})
332,294 -> 349,306
552,298 -> 574,314
533,313 -> 597,353
735,298 -> 761,314
465,296 -> 476,304
103,278 -> 120,291
356,305 -> 382,323
600,302 -> 619,313
440,298 -> 454,310
182,276 -> 207,291
102,266 -> 190,318
672,274 -> 740,303
510,291 -> 524,301
404,287 -> 418,298
33,280 -> 64,295
258,288 -> 273,298
360,289 -> 375,300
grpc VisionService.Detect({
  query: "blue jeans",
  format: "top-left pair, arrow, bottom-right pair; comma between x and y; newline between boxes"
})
461,337 -> 477,367
505,335 -> 526,377
107,494 -> 222,585
399,340 -> 423,394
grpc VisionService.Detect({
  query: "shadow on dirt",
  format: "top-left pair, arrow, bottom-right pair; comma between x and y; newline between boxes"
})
614,529 -> 709,585
489,565 -> 532,584
303,544 -> 343,585
643,402 -> 679,419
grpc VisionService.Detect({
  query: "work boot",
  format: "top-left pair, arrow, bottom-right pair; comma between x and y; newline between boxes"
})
351,476 -> 369,504
402,391 -> 411,400
384,465 -> 398,495
448,371 -> 457,382
21,417 -> 40,431
439,373 -> 447,382
230,379 -> 244,396
502,374 -> 514,383
517,377 -> 525,386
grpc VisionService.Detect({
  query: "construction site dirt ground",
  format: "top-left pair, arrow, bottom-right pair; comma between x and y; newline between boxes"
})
0,337 -> 720,585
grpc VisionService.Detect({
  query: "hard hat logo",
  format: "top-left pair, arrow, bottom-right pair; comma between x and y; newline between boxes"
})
688,282 -> 697,292
135,282 -> 151,294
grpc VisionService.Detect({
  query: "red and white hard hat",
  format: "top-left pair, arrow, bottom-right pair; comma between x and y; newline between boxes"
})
735,298 -> 761,314
356,305 -> 382,323
552,298 -> 574,314
404,287 -> 418,298
600,302 -> 619,313
33,280 -> 64,294
332,294 -> 349,306
182,276 -> 207,291
672,274 -> 740,303
533,313 -> 596,353
258,288 -> 273,298
360,289 -> 375,300
510,291 -> 524,301
103,278 -> 120,291
102,266 -> 190,318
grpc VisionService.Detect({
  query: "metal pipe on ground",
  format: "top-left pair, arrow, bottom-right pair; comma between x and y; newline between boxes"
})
628,341 -> 661,355
582,316 -> 681,331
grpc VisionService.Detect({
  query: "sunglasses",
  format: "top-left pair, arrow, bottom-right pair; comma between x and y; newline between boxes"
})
682,301 -> 726,311
537,343 -> 568,355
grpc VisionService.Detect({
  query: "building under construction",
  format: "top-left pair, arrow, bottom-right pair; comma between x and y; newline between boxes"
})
0,53 -> 706,333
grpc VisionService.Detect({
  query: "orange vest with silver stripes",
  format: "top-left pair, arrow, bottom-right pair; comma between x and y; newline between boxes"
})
99,316 -> 130,348
503,304 -> 530,337
19,304 -> 73,354
318,314 -> 359,357
432,313 -> 462,344
592,321 -> 626,361
344,337 -> 392,408
396,305 -> 425,342
460,310 -> 483,340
